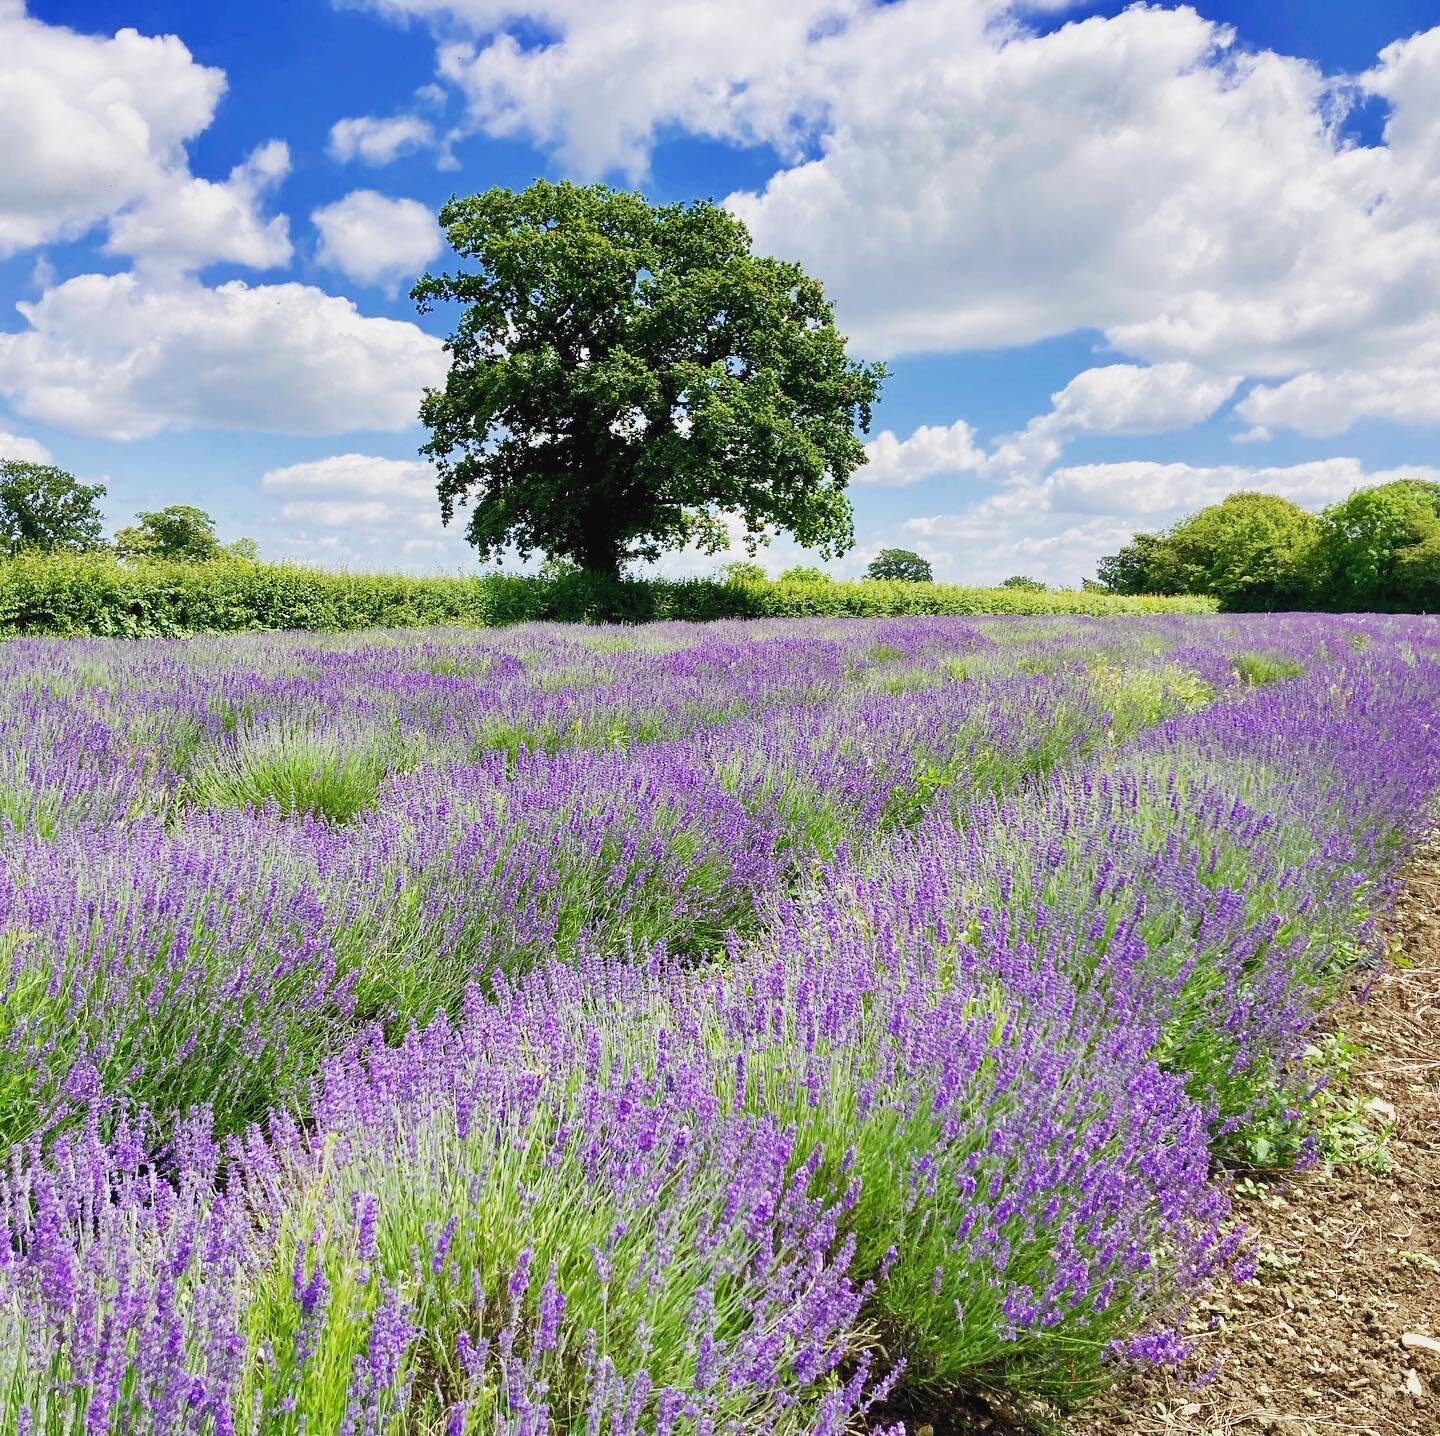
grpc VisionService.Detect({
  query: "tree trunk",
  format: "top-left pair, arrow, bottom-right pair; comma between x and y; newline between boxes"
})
577,523 -> 624,582
576,541 -> 622,579
570,425 -> 626,582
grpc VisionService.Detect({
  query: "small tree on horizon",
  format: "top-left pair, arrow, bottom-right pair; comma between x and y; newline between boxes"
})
715,559 -> 768,584
115,504 -> 223,562
1094,532 -> 1180,595
413,181 -> 885,581
0,461 -> 107,556
999,574 -> 1046,591
866,548 -> 933,582
223,537 -> 261,562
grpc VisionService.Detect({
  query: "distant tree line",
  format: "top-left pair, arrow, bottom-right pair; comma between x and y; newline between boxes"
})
1094,481 -> 1440,610
19,447 -> 1436,612
0,460 -> 258,563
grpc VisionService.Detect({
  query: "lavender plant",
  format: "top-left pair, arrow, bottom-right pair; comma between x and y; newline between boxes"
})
0,612 -> 1434,1432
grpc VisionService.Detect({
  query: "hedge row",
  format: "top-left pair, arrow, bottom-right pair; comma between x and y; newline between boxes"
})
0,553 -> 1218,637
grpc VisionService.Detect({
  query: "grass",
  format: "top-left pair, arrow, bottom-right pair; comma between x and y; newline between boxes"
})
182,720 -> 420,822
1234,651 -> 1306,685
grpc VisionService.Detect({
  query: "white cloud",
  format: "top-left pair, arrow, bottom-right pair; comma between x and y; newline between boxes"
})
0,2 -> 225,258
1033,363 -> 1240,440
312,191 -> 444,294
279,498 -> 408,527
329,114 -> 437,165
345,0 -> 877,179
106,140 -> 292,274
1034,458 -> 1389,518
983,361 -> 1241,479
904,458 -> 1440,586
0,430 -> 52,464
858,418 -> 986,486
861,364 -> 1241,492
261,452 -> 437,500
728,4 -> 1433,369
271,522 -> 470,571
1236,364 -> 1440,437
346,1 -> 1440,443
260,451 -> 475,570
0,272 -> 449,440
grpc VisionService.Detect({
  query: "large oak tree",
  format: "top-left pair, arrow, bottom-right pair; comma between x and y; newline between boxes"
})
413,182 -> 885,580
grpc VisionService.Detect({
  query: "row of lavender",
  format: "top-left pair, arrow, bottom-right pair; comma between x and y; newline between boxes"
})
1,615 -> 1236,833
0,616 -> 1237,1147
1,615 -> 1436,1433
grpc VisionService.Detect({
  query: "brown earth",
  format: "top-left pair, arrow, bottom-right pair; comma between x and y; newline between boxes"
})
876,842 -> 1440,1436
1071,842 -> 1440,1436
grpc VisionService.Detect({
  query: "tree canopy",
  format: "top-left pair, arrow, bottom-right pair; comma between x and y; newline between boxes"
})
414,181 -> 885,580
1094,493 -> 1320,606
715,559 -> 768,584
1312,480 -> 1440,609
115,505 -> 222,562
0,462 -> 107,556
1092,481 -> 1439,610
866,548 -> 933,582
1164,492 -> 1320,607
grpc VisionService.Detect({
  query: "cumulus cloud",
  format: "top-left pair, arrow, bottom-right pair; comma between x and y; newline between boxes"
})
0,2 -> 225,258
0,430 -> 52,464
729,6 -> 1440,372
1033,458 -> 1396,518
352,0 -> 1440,442
858,419 -> 987,486
904,458 -> 1440,587
344,0 -> 872,179
261,452 -> 439,500
1033,364 -> 1241,440
259,452 -> 475,569
983,362 -> 1241,479
312,191 -> 444,293
106,140 -> 292,274
859,365 -> 1240,491
0,2 -> 291,273
1236,365 -> 1440,437
328,114 -> 437,165
0,273 -> 449,440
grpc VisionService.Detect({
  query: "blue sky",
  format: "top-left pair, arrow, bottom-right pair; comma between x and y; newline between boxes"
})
2,0 -> 1438,583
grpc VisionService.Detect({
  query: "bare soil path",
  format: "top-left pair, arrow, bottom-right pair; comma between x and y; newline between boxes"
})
1075,843 -> 1440,1436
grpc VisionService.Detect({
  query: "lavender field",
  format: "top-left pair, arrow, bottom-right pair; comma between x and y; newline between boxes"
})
2,613 -> 1437,1434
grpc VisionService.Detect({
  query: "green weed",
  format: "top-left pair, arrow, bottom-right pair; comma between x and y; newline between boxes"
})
1234,651 -> 1305,685
184,721 -> 419,822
